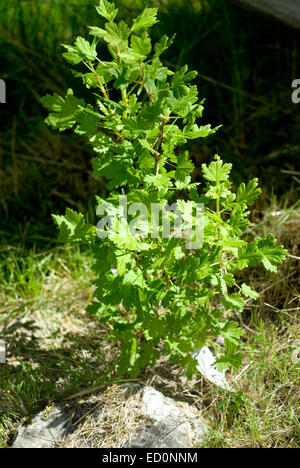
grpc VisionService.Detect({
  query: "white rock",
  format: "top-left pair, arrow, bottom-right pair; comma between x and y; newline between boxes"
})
141,386 -> 181,421
129,386 -> 208,448
12,404 -> 72,448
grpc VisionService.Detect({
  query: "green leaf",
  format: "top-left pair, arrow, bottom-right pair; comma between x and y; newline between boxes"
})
145,174 -> 172,194
116,251 -> 134,276
138,150 -> 155,172
175,176 -> 192,190
171,65 -> 197,97
228,212 -> 249,236
124,101 -> 163,132
131,7 -> 158,33
131,33 -> 152,58
117,48 -> 142,65
62,46 -> 83,65
72,70 -> 98,89
223,293 -> 246,312
215,337 -> 243,371
202,155 -> 232,183
175,151 -> 195,182
103,21 -> 130,47
52,208 -> 95,243
95,61 -> 119,84
75,36 -> 97,62
184,123 -> 220,139
95,0 -> 118,22
257,235 -> 288,272
223,273 -> 235,287
216,321 -> 244,345
41,89 -> 85,131
41,92 -> 65,113
237,241 -> 263,269
92,156 -> 139,189
205,183 -> 231,200
222,238 -> 247,249
167,86 -> 198,117
147,57 -> 169,82
139,101 -> 163,126
241,283 -> 259,300
154,34 -> 175,56
237,178 -> 261,208
88,26 -> 108,38
74,105 -> 100,136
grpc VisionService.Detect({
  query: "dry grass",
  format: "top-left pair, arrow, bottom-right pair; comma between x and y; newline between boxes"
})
0,248 -> 116,447
62,384 -> 153,448
248,197 -> 300,314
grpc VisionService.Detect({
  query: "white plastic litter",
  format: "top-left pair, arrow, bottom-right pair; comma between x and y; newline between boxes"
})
0,340 -> 5,363
193,346 -> 233,391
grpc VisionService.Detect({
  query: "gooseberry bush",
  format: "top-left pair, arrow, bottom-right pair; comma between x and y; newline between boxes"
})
41,1 -> 287,378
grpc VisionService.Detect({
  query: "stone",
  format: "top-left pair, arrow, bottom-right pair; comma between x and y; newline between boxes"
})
128,386 -> 208,448
15,385 -> 208,448
12,404 -> 72,448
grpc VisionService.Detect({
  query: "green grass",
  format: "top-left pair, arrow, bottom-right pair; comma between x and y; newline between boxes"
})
0,246 -> 93,299
201,319 -> 300,448
0,246 -> 114,448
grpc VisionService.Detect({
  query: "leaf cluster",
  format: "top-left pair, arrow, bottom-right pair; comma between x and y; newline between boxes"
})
41,1 -> 288,378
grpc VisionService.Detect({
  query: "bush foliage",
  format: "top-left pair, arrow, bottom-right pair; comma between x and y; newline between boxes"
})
41,1 -> 287,378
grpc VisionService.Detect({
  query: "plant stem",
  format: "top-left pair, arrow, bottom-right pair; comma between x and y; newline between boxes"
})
153,116 -> 168,175
89,63 -> 109,100
216,196 -> 221,241
139,63 -> 153,102
121,87 -> 128,118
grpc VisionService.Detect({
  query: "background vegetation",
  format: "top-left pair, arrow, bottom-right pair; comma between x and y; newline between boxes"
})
0,0 -> 299,448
